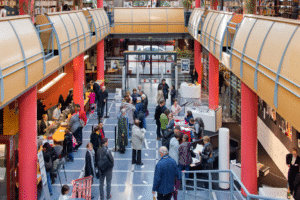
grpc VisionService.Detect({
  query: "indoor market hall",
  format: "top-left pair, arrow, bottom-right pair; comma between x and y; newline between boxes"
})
1,0 -> 300,200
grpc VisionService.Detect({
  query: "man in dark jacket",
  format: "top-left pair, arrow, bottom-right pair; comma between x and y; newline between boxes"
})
158,79 -> 169,100
135,97 -> 145,129
141,94 -> 148,129
152,146 -> 181,200
90,126 -> 102,162
97,86 -> 108,121
96,138 -> 114,200
63,129 -> 74,162
154,100 -> 166,140
200,136 -> 214,189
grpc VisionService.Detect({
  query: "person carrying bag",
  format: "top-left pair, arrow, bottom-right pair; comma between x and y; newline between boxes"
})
96,138 -> 114,200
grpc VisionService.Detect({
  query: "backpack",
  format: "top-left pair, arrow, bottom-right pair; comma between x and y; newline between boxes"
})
97,148 -> 113,173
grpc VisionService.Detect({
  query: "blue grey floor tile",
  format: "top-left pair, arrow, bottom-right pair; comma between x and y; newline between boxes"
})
132,171 -> 154,185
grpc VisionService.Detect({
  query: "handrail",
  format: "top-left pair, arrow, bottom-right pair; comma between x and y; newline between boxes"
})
182,170 -> 287,200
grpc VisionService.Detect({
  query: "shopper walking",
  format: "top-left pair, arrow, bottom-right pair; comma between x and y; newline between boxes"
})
90,126 -> 102,157
170,85 -> 176,106
98,86 -> 108,121
154,100 -> 166,140
152,146 -> 181,200
63,129 -> 74,162
156,85 -> 164,105
135,97 -> 145,129
287,148 -> 300,196
75,104 -> 87,144
158,79 -> 169,101
160,109 -> 170,147
84,143 -> 96,178
131,119 -> 145,165
97,138 -> 114,200
178,135 -> 193,179
121,97 -> 136,133
200,136 -> 214,189
118,109 -> 128,153
43,143 -> 54,195
141,94 -> 148,128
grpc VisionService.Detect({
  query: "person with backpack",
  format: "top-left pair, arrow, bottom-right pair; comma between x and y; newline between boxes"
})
96,138 -> 114,200
154,100 -> 167,141
63,129 -> 74,162
90,126 -> 102,158
178,135 -> 193,179
160,109 -> 170,147
135,97 -> 145,129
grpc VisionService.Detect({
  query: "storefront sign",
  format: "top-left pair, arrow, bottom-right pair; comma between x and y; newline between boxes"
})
181,59 -> 190,74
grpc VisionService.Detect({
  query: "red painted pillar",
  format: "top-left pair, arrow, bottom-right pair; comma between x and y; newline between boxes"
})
241,82 -> 258,194
195,0 -> 200,7
97,40 -> 105,83
18,86 -> 37,200
73,53 -> 85,109
194,41 -> 202,84
97,0 -> 104,85
208,53 -> 219,110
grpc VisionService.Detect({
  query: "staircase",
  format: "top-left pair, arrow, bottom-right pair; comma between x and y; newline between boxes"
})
181,170 -> 287,200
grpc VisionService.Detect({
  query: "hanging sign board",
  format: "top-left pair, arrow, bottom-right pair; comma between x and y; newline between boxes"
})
38,150 -> 51,200
181,59 -> 190,74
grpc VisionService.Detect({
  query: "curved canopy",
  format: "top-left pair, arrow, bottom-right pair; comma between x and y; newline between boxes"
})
230,15 -> 300,131
0,15 -> 44,106
87,9 -> 110,41
200,10 -> 234,60
188,8 -> 205,40
112,8 -> 185,34
46,11 -> 91,65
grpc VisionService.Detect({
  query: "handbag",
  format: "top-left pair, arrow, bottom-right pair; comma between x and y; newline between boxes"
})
145,110 -> 149,117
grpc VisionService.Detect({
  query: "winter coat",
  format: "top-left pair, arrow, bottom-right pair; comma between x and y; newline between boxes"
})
121,102 -> 136,124
294,173 -> 300,200
85,150 -> 96,177
166,119 -> 175,132
169,137 -> 180,164
156,90 -> 164,104
142,98 -> 148,113
118,115 -> 128,147
63,132 -> 73,154
178,142 -> 193,166
131,125 -> 145,150
96,146 -> 114,170
69,113 -> 80,133
90,132 -> 102,153
134,102 -> 144,119
158,83 -> 169,99
152,155 -> 181,195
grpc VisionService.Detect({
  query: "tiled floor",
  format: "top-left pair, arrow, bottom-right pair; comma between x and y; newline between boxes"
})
49,79 -> 181,200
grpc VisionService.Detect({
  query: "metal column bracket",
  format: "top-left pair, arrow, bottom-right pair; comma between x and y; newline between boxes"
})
0,66 -> 4,102
9,21 -> 29,86
47,16 -> 62,64
213,14 -> 226,55
203,13 -> 214,46
229,18 -> 243,69
239,19 -> 257,78
274,25 -> 298,108
75,13 -> 87,49
59,15 -> 72,59
219,15 -> 233,60
254,22 -> 275,91
93,11 -> 103,38
207,13 -> 220,50
68,14 -> 80,53
33,21 -> 47,75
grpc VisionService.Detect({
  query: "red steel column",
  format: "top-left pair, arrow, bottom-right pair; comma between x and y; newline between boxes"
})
97,40 -> 105,83
195,0 -> 200,7
73,53 -> 85,109
97,0 -> 104,85
18,86 -> 37,199
241,82 -> 258,194
208,52 -> 219,110
194,41 -> 202,84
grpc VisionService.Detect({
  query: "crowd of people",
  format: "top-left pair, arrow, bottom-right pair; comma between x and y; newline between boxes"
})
41,79 -> 215,200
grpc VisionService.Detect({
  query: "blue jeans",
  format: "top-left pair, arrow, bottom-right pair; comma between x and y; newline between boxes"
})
46,171 -> 53,194
142,114 -> 147,129
68,152 -> 74,161
179,164 -> 190,179
190,131 -> 195,139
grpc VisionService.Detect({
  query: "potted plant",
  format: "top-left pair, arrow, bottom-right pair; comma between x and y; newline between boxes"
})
183,0 -> 192,27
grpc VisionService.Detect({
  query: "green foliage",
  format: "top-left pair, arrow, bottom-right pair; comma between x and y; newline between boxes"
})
182,0 -> 192,9
176,48 -> 194,59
